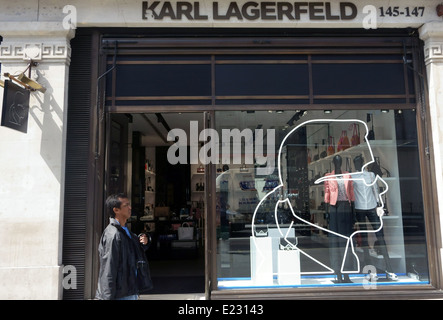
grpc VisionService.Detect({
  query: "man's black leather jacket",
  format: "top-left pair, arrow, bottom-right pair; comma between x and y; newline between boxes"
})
95,218 -> 153,300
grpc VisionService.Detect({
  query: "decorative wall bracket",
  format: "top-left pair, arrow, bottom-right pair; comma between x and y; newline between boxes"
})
1,60 -> 47,93
424,41 -> 443,65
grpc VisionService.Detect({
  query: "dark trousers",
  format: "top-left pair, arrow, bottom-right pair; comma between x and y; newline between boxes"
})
355,209 -> 393,273
329,201 -> 354,274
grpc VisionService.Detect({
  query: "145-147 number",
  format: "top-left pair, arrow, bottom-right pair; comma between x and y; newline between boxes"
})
379,7 -> 425,17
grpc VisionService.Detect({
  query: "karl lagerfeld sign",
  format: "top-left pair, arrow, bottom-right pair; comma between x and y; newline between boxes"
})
142,1 -> 359,21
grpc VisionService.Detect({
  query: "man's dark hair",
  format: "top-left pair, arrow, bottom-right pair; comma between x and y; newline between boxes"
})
106,193 -> 128,218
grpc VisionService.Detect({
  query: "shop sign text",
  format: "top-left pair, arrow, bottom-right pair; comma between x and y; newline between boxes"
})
142,1 -> 359,21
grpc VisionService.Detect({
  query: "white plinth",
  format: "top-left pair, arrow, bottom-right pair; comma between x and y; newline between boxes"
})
268,227 -> 295,274
278,249 -> 301,285
250,236 -> 273,285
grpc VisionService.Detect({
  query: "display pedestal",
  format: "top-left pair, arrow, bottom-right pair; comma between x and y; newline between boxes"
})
250,236 -> 273,285
277,249 -> 301,285
268,227 -> 295,274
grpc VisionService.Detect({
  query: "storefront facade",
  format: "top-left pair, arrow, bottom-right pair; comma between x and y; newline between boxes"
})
1,1 -> 443,300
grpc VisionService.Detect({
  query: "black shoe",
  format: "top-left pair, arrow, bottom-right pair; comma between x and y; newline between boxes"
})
335,273 -> 343,283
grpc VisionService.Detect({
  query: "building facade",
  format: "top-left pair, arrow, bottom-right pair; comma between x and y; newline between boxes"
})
0,0 -> 443,300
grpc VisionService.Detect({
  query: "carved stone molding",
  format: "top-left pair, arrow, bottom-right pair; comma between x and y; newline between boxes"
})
0,41 -> 71,64
424,41 -> 443,65
419,22 -> 443,65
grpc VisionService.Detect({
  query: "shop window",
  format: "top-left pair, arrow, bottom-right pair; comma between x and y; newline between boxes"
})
215,109 -> 428,290
215,63 -> 309,96
114,64 -> 212,97
312,63 -> 406,95
105,53 -> 414,107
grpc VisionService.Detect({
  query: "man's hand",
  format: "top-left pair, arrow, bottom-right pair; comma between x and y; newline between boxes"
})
139,233 -> 148,245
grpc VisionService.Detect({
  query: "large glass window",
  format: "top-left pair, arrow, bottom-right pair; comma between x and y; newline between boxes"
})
215,109 -> 428,290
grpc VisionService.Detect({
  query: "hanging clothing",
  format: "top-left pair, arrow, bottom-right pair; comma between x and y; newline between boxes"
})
324,171 -> 356,274
324,170 -> 355,205
352,171 -> 379,210
336,177 -> 348,201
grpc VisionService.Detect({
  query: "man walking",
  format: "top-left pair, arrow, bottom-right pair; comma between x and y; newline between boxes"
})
95,193 -> 153,300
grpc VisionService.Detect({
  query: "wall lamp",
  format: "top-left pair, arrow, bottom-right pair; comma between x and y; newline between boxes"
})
1,61 -> 46,93
324,110 -> 332,114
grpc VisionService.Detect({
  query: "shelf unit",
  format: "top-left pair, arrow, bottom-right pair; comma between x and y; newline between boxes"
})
143,146 -> 156,223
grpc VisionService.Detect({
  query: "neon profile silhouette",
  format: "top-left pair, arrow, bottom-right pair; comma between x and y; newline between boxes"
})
251,118 -> 390,281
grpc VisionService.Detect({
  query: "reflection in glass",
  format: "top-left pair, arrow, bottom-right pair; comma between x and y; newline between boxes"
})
215,110 -> 429,290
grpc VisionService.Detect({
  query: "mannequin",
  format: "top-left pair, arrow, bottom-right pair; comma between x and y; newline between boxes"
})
353,155 -> 398,281
324,155 -> 355,283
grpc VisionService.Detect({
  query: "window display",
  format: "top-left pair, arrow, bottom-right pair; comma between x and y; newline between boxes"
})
216,109 -> 428,290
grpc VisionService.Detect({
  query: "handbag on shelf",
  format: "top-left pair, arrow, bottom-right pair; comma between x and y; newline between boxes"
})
337,130 -> 350,152
351,123 -> 360,146
327,136 -> 335,156
367,113 -> 375,141
313,143 -> 320,161
178,222 -> 194,240
369,156 -> 391,177
382,192 -> 389,216
320,149 -> 327,159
